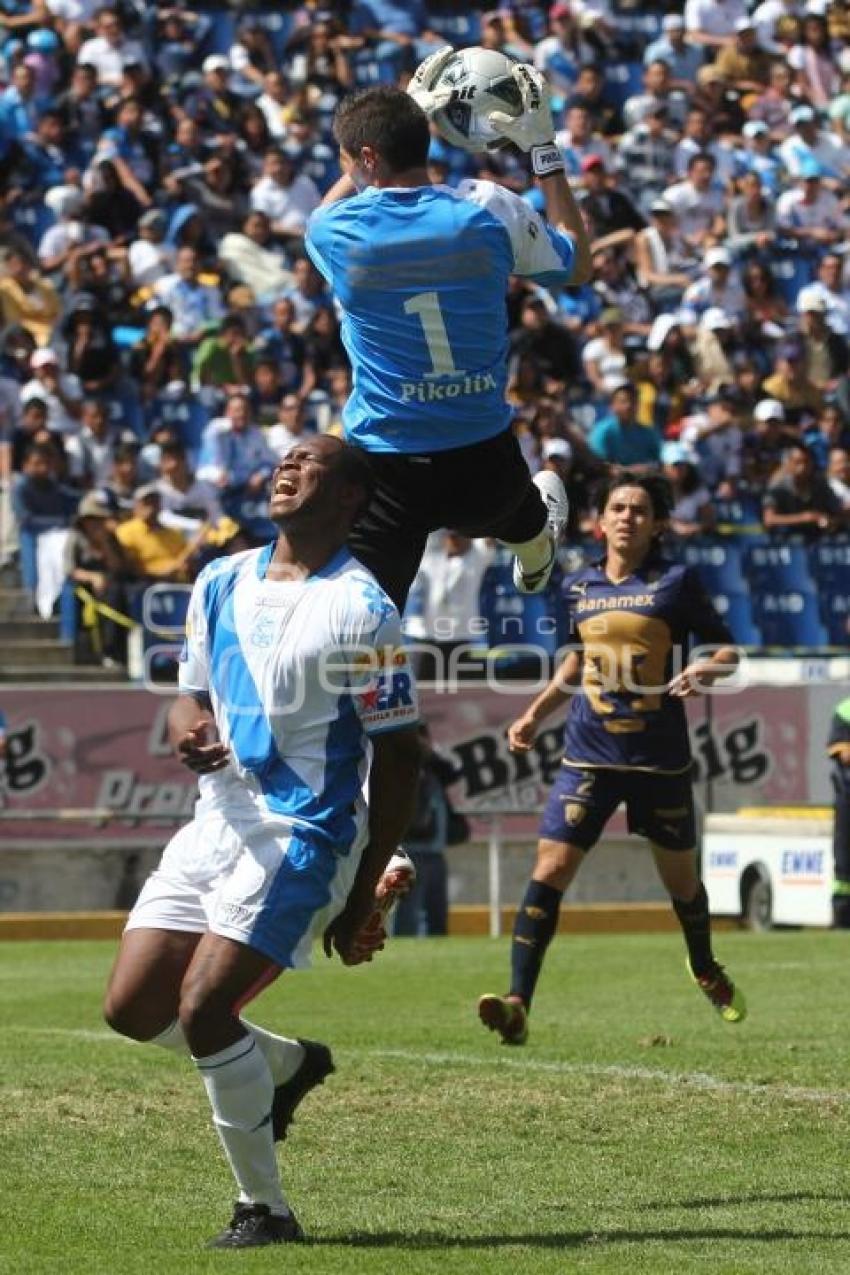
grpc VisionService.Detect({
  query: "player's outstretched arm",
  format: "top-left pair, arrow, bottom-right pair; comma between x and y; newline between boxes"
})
508,651 -> 581,751
323,725 -> 422,964
488,63 -> 592,285
668,647 -> 740,699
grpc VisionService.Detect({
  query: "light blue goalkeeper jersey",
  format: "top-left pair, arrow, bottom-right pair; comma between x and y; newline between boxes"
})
305,180 -> 576,453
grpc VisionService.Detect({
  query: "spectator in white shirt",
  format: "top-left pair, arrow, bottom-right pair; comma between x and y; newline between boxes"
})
663,152 -> 727,249
828,446 -> 850,509
196,392 -> 276,496
683,247 -> 746,319
156,441 -> 222,534
21,348 -> 83,437
153,246 -> 225,346
76,7 -> 148,88
776,162 -> 849,250
249,148 -> 321,245
128,209 -> 174,288
219,210 -> 294,304
255,71 -> 291,140
680,386 -> 744,494
554,105 -> 613,177
65,399 -> 118,485
684,0 -> 748,49
266,394 -> 315,458
417,531 -> 495,647
796,254 -> 850,335
779,105 -> 850,185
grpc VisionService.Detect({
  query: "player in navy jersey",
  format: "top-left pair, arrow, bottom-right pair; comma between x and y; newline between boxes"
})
304,70 -> 592,612
478,472 -> 747,1046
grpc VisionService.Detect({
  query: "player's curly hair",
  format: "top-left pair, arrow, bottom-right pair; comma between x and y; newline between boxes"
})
594,470 -> 673,522
333,86 -> 430,172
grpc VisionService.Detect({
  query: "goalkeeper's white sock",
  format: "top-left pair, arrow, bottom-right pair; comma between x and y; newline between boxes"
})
194,1035 -> 289,1214
500,528 -> 553,575
150,1018 -> 305,1085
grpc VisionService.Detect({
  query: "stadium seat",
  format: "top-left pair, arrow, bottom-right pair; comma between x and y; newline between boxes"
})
147,396 -> 213,454
352,54 -> 399,86
821,591 -> 850,645
254,12 -> 293,59
680,541 -> 746,592
11,200 -> 55,249
743,544 -> 816,593
809,539 -> 850,586
201,9 -> 236,56
102,388 -> 143,438
426,11 -> 482,43
136,583 -> 192,682
603,61 -> 644,110
713,494 -> 764,531
710,591 -> 762,646
479,556 -> 559,671
770,252 -> 815,306
752,591 -> 828,647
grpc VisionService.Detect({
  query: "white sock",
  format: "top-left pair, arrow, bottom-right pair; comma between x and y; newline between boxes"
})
501,529 -> 553,574
194,1035 -> 289,1214
150,1019 -> 305,1086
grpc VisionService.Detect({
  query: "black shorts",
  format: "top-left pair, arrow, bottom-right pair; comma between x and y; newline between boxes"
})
346,429 -> 547,612
538,765 -> 697,852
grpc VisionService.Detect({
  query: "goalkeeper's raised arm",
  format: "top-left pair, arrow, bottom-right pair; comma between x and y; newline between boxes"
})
488,62 -> 592,286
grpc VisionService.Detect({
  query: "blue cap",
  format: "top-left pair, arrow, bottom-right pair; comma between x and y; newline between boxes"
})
27,27 -> 60,52
799,155 -> 824,178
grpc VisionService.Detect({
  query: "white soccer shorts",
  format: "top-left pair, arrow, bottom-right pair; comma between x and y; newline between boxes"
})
126,803 -> 366,969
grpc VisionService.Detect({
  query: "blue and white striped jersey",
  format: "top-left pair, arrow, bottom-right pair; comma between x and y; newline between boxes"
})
179,543 -> 419,850
305,180 -> 576,453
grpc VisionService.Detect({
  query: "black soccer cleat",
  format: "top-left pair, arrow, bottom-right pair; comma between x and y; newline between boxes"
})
271,1038 -> 335,1142
206,1202 -> 304,1249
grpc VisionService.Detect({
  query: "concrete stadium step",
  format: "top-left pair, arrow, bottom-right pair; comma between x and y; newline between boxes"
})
1,638 -> 75,668
0,588 -> 36,620
0,663 -> 127,683
0,618 -> 60,641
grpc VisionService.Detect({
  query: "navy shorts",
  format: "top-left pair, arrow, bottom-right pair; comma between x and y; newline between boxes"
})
538,765 -> 697,852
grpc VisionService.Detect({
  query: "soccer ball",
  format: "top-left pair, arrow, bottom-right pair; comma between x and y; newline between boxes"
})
430,46 -> 523,154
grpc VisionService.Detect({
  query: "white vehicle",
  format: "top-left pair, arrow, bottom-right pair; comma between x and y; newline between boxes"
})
703,808 -> 834,929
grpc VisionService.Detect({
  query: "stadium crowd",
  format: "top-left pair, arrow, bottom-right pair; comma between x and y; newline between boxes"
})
2,0 -> 850,664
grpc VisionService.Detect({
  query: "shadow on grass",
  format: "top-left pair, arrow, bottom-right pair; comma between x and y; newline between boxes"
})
641,1191 -> 850,1211
310,1227 -> 850,1249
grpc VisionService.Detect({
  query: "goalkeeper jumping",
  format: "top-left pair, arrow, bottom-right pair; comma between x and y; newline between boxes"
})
305,53 -> 592,613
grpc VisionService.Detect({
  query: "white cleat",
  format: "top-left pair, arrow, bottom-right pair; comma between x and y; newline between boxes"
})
512,470 -> 569,594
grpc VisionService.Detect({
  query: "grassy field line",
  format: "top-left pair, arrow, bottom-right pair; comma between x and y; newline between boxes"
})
351,1046 -> 850,1105
10,1026 -> 850,1106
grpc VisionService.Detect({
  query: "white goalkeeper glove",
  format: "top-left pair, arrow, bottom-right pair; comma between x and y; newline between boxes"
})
487,63 -> 564,177
407,44 -> 457,116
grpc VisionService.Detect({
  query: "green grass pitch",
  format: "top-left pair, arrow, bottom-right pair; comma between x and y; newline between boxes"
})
2,931 -> 850,1275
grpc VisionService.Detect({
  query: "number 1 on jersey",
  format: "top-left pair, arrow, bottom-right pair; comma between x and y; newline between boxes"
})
403,290 -> 460,378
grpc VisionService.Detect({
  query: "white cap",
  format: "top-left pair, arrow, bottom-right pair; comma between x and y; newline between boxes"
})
661,440 -> 691,465
202,54 -> 229,73
799,292 -> 827,312
754,398 -> 785,422
542,437 -> 573,461
701,307 -> 733,330
662,13 -> 685,28
705,246 -> 732,268
742,119 -> 769,138
647,313 -> 679,351
31,348 -> 59,368
790,104 -> 816,124
734,15 -> 755,30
